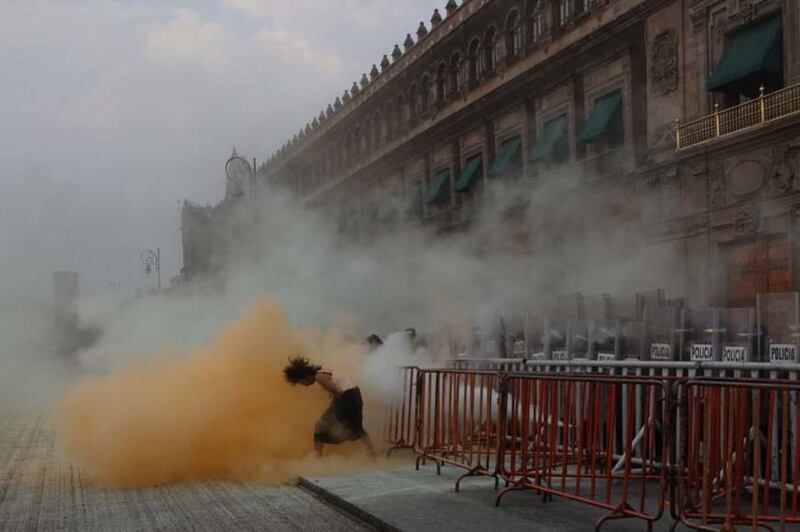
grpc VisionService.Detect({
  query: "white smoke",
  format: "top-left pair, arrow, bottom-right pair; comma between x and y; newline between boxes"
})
69,166 -> 686,378
361,330 -> 435,403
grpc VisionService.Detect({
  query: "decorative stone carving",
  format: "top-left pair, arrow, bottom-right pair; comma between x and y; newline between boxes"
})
650,30 -> 679,96
689,161 -> 708,176
771,143 -> 798,192
734,205 -> 761,235
653,121 -> 677,148
713,17 -> 727,36
709,8 -> 729,67
734,0 -> 756,24
707,165 -> 726,208
661,165 -> 679,181
689,6 -> 707,28
728,160 -> 766,196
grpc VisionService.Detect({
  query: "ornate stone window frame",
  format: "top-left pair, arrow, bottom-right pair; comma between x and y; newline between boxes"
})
536,92 -> 574,167
582,54 -> 632,158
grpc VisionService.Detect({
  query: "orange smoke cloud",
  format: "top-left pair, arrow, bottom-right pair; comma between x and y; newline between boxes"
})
54,300 -> 378,487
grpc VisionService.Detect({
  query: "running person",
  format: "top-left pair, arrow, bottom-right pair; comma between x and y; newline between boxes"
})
283,356 -> 376,458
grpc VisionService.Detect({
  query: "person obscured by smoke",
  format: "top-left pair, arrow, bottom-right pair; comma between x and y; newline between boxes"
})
365,334 -> 383,354
404,327 -> 418,351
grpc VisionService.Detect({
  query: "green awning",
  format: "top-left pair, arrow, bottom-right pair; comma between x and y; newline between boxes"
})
424,169 -> 450,204
454,155 -> 483,192
530,116 -> 567,160
708,15 -> 783,95
577,92 -> 622,143
488,137 -> 522,177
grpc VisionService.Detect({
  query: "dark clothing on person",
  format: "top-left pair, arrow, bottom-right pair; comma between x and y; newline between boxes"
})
313,387 -> 367,444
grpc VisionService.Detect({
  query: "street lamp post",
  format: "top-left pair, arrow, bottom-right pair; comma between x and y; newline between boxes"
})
140,248 -> 161,292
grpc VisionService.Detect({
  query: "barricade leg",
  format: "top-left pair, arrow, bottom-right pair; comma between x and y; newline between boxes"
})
414,369 -> 502,491
386,367 -> 419,457
496,374 -> 669,530
673,378 -> 800,531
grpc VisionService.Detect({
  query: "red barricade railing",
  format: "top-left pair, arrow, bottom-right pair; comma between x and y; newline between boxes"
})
414,369 -> 502,490
384,366 -> 418,456
381,365 -> 800,529
496,373 -> 669,530
673,378 -> 800,531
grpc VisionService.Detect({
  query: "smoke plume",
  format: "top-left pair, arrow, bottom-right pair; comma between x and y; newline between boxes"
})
52,164 -> 685,487
55,300 -> 380,487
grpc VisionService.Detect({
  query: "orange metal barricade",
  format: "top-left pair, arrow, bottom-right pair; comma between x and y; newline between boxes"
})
414,369 -> 502,490
384,366 -> 418,456
673,378 -> 800,531
400,365 -> 800,529
496,373 -> 670,531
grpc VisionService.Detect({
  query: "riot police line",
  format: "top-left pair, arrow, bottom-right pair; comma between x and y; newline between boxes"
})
446,289 -> 800,370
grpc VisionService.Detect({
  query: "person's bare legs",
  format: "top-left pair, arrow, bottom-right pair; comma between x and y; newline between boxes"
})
315,441 -> 323,458
361,433 -> 376,458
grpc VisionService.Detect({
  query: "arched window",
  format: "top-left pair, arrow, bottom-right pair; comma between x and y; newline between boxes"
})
483,27 -> 497,72
420,75 -> 431,113
436,62 -> 448,103
384,102 -> 395,141
506,10 -> 522,58
409,83 -> 419,122
314,161 -> 323,187
396,94 -> 405,132
450,53 -> 462,95
526,1 -> 545,44
557,0 -> 572,27
353,126 -> 362,157
373,111 -> 382,149
468,39 -> 481,84
344,134 -> 353,165
308,166 -> 316,192
363,117 -> 372,153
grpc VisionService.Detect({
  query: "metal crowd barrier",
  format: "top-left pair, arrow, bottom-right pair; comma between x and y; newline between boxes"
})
414,369 -> 501,490
449,357 -> 800,380
384,366 -> 419,456
495,373 -> 670,531
383,364 -> 800,530
450,357 -> 528,372
673,378 -> 800,531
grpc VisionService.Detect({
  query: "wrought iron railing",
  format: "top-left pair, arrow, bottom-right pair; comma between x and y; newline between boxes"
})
676,83 -> 800,150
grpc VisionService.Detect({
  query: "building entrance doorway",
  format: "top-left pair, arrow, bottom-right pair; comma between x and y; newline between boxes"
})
722,233 -> 795,308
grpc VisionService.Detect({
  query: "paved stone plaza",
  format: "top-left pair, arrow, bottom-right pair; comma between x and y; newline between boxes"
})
0,415 -> 370,531
0,413 -> 686,531
302,463 -> 673,532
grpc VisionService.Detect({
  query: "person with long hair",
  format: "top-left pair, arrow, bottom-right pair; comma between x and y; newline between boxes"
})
283,356 -> 375,458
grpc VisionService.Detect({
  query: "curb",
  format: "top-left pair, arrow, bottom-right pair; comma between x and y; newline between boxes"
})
298,477 -> 402,532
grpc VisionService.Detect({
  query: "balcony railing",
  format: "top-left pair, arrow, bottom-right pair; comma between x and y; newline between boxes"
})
676,83 -> 800,150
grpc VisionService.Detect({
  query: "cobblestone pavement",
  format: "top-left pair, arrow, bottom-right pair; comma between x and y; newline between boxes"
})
0,414 -> 372,532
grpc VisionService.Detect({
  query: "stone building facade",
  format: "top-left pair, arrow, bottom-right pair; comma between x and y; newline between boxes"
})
187,0 -> 800,309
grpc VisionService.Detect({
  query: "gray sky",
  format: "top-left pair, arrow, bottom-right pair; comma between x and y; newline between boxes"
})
0,0 -> 442,299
